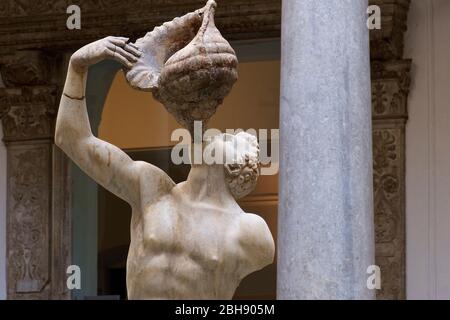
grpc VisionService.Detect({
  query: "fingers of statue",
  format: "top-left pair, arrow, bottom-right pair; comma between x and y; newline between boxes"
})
72,37 -> 141,69
108,36 -> 129,46
108,37 -> 142,61
105,45 -> 133,69
108,37 -> 127,48
104,47 -> 133,69
107,43 -> 137,62
127,42 -> 140,51
123,43 -> 142,58
109,37 -> 141,56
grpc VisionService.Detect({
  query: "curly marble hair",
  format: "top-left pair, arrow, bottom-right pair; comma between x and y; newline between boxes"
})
222,132 -> 260,199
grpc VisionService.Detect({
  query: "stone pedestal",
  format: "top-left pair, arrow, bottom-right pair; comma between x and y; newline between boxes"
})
277,0 -> 375,299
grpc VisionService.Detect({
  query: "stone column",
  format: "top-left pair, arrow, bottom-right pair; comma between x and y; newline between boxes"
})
277,0 -> 375,299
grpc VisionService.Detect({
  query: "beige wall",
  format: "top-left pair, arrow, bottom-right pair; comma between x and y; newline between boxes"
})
99,61 -> 280,149
405,0 -> 450,299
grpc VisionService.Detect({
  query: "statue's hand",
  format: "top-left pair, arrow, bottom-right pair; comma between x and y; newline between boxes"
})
70,36 -> 142,72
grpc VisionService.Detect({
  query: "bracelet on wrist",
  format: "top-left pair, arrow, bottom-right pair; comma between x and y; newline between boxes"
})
63,92 -> 85,100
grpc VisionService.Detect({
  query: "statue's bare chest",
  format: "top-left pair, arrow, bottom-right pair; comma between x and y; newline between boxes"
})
139,195 -> 243,270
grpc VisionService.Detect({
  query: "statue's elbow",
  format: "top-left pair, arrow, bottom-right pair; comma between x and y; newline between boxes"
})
54,125 -> 65,149
54,133 -> 62,148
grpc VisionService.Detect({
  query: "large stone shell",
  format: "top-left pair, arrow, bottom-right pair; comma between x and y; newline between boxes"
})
125,0 -> 238,133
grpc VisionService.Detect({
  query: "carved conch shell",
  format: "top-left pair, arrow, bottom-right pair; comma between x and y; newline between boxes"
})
125,0 -> 238,133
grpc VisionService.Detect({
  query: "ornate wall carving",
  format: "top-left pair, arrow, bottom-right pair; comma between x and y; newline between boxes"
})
0,87 -> 57,142
370,0 -> 411,300
0,52 -> 70,299
371,61 -> 411,298
369,0 -> 411,60
368,0 -> 411,300
0,52 -> 51,87
0,0 -> 405,56
7,144 -> 51,299
0,0 -> 282,52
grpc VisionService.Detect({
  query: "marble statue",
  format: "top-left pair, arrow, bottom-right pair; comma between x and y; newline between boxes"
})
55,0 -> 275,300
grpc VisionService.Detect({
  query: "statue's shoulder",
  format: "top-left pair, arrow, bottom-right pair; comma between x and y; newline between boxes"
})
134,160 -> 176,202
238,212 -> 269,231
236,213 -> 275,270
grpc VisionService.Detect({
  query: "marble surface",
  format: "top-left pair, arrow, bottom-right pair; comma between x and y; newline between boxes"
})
277,0 -> 375,299
55,0 -> 274,300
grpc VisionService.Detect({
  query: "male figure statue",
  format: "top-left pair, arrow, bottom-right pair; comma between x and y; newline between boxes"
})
55,2 -> 274,300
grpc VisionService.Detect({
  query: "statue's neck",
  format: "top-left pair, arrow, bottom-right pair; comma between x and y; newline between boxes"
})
183,163 -> 234,205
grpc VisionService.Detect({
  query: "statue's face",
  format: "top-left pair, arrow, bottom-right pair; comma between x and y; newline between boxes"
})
204,132 -> 260,199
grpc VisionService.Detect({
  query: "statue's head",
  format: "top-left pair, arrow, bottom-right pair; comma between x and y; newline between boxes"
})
204,132 -> 260,199
124,0 -> 238,133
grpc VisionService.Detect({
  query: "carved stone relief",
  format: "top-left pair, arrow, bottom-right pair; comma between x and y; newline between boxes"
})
7,144 -> 51,299
0,51 -> 70,299
0,0 -> 282,51
372,60 -> 411,299
0,87 -> 57,142
369,0 -> 411,60
373,127 -> 405,299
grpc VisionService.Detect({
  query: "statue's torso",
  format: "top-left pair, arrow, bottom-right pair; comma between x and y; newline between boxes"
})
126,185 -> 270,300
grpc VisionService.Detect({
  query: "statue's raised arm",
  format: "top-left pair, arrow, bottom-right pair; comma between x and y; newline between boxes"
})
55,36 -> 172,208
55,3 -> 214,207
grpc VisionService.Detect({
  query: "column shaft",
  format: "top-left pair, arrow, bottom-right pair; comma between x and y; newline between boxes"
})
277,0 -> 375,299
